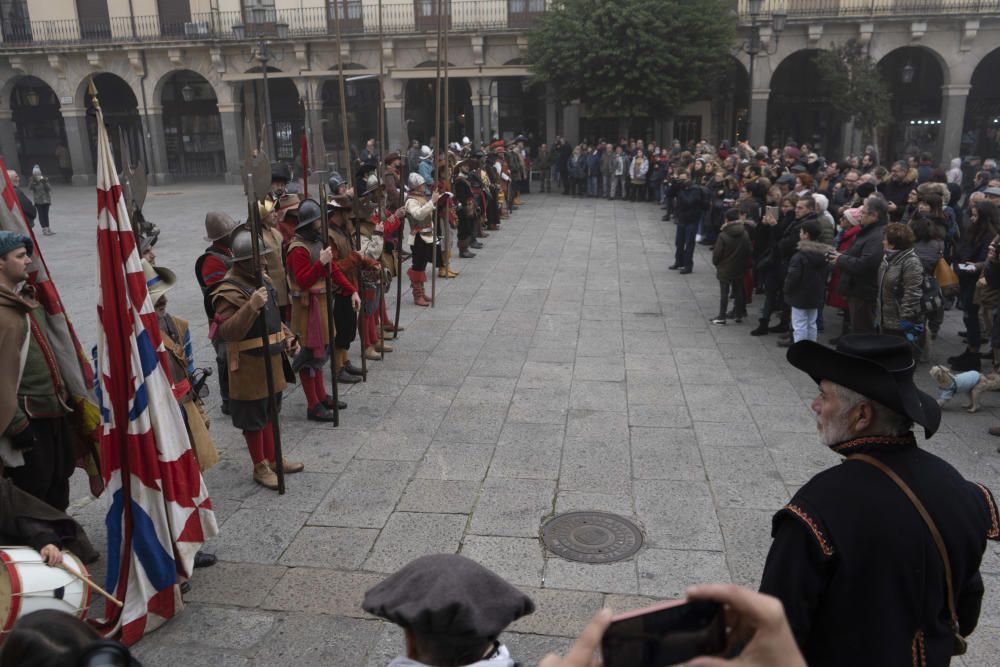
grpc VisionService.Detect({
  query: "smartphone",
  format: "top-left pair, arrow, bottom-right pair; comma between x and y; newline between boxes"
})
766,205 -> 778,220
601,599 -> 726,667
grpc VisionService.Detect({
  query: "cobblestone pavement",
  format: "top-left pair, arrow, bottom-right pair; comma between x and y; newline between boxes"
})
35,183 -> 1000,665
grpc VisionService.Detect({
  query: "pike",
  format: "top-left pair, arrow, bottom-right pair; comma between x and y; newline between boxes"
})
375,0 -> 388,359
242,117 -> 286,494
318,182 -> 340,426
430,0 -> 445,307
331,0 -> 367,381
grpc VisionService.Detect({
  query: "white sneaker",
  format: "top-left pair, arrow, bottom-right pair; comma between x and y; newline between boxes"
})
711,318 -> 726,326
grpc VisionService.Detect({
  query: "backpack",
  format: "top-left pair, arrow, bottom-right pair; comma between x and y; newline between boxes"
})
918,273 -> 944,315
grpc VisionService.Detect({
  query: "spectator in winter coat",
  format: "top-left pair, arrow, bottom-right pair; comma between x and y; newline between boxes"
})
910,215 -> 946,339
829,196 -> 889,334
609,146 -> 626,200
826,207 -> 864,341
586,147 -> 602,198
629,149 -> 649,202
567,148 -> 587,197
877,223 -> 925,343
600,146 -> 614,199
949,200 -> 1000,370
668,170 -> 709,273
948,157 -> 964,185
783,218 -> 830,344
711,208 -> 752,325
879,161 -> 916,222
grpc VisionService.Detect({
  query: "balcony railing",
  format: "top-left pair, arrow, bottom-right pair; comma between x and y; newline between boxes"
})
737,0 -> 1000,20
0,1 -> 549,47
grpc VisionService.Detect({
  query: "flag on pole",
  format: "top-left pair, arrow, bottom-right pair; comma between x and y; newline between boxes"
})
0,162 -> 102,487
91,83 -> 218,645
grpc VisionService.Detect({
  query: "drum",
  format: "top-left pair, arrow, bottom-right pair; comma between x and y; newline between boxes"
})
0,547 -> 91,639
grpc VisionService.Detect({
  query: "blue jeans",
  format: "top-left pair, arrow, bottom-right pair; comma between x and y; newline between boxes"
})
674,222 -> 698,269
588,175 -> 599,197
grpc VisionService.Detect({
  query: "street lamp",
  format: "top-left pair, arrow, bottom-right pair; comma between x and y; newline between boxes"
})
737,3 -> 786,145
235,21 -> 287,159
901,61 -> 916,84
181,83 -> 195,103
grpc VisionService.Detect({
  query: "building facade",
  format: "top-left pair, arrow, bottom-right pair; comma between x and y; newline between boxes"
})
0,0 -> 997,185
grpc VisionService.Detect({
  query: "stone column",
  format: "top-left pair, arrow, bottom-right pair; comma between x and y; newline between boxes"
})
939,84 -> 971,164
0,110 -> 21,176
562,102 -> 580,144
545,87 -> 557,145
218,102 -> 243,186
385,100 -> 404,156
144,105 -> 172,186
471,78 -> 490,147
302,95 -> 326,192
61,107 -> 95,186
748,88 -> 769,148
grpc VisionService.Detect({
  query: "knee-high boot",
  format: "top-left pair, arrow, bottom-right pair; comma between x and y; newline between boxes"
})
408,268 -> 430,307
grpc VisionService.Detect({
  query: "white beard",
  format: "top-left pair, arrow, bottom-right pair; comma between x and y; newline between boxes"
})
817,412 -> 853,447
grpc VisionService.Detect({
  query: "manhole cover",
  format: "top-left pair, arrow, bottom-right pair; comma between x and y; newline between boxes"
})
541,511 -> 643,563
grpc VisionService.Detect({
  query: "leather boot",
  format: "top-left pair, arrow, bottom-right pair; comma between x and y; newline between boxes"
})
409,268 -> 431,307
364,345 -> 381,360
269,458 -> 305,474
750,318 -> 769,336
459,239 -> 476,258
253,462 -> 279,490
335,349 -> 362,383
374,340 -> 393,353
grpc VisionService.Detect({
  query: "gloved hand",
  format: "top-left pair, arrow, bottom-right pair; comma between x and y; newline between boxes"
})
900,319 -> 925,334
11,424 -> 38,451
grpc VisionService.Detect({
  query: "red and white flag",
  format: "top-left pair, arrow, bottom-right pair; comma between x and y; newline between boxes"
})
92,92 -> 217,644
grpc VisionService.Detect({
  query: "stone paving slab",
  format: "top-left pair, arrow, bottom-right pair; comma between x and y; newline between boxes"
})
32,184 -> 1000,665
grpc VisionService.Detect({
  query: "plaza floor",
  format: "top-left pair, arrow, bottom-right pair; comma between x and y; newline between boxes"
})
34,182 -> 1000,665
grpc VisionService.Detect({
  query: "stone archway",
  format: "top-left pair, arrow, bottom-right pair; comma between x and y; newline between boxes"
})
765,49 -> 842,157
877,46 -> 946,161
9,76 -> 69,180
962,46 -> 1000,162
320,64 -> 380,169
159,70 -> 225,179
404,66 -> 472,145
240,68 -> 304,167
84,72 -> 142,171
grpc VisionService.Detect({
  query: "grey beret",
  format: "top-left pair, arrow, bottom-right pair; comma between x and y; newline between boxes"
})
362,554 -> 534,638
0,230 -> 32,257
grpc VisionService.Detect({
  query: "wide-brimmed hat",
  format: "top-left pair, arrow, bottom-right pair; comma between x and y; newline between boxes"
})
277,193 -> 301,216
328,194 -> 353,212
142,259 -> 175,301
787,334 -> 941,438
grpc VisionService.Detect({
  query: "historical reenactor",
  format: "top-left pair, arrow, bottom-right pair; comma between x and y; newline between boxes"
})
258,198 -> 291,323
383,152 -> 403,211
195,211 -> 240,415
468,154 -> 488,249
274,192 -> 301,249
269,163 -> 291,201
435,160 -> 459,280
145,259 -> 219,474
284,198 -> 355,419
762,334 -> 999,666
363,554 -> 535,667
356,175 -> 396,355
211,228 -> 304,490
327,194 -> 380,375
0,476 -> 99,566
0,231 -> 76,512
404,173 -> 442,307
452,157 -> 477,259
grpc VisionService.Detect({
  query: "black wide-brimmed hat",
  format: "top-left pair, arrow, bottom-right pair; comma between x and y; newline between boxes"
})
787,334 -> 941,438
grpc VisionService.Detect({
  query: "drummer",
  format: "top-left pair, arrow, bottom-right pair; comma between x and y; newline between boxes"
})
0,477 -> 98,566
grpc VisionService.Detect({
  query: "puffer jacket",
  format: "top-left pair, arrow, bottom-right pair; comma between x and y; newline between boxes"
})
877,248 -> 924,331
712,222 -> 751,283
836,221 -> 887,301
784,240 -> 832,309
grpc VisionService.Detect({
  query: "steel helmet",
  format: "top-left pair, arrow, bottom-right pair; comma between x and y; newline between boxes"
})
230,228 -> 273,262
204,211 -> 239,242
296,198 -> 322,229
327,172 -> 344,193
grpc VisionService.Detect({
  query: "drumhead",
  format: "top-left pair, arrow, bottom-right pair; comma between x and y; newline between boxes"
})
0,550 -> 18,633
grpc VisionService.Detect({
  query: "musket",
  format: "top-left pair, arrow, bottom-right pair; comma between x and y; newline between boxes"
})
318,182 -> 340,426
331,0 -> 366,382
243,117 -> 286,494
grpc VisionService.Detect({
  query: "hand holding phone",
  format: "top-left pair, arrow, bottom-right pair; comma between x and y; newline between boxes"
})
601,599 -> 727,667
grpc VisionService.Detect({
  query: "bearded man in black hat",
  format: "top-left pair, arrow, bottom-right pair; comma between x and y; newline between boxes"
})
761,334 -> 999,667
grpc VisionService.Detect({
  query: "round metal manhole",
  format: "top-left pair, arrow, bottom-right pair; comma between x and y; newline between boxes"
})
541,511 -> 643,563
